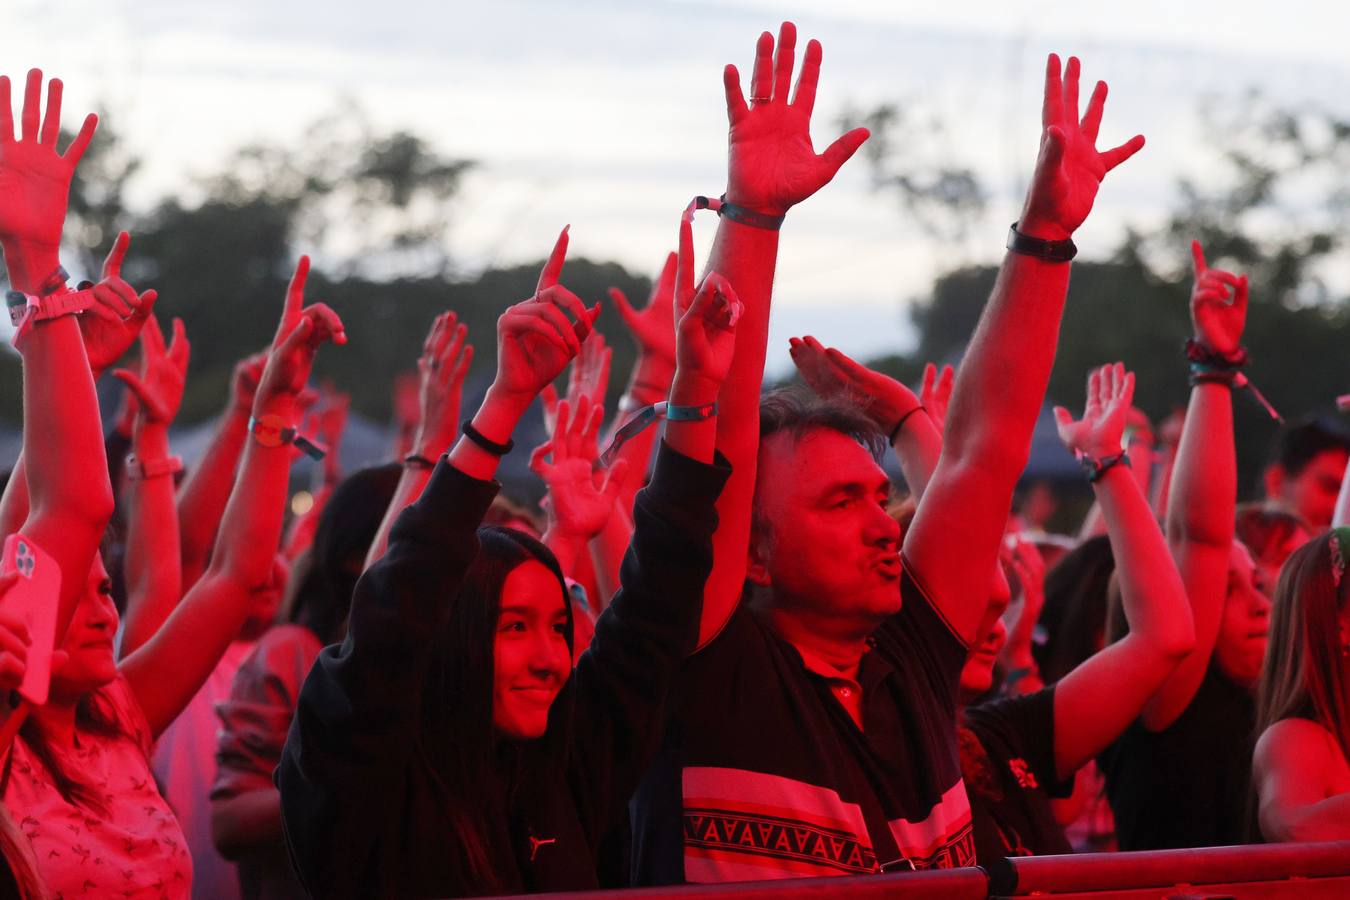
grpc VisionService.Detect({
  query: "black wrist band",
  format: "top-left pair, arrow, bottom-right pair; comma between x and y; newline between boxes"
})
888,405 -> 927,445
1184,337 -> 1248,369
691,194 -> 786,231
403,453 -> 436,470
461,420 -> 514,456
1081,450 -> 1131,483
1007,222 -> 1077,262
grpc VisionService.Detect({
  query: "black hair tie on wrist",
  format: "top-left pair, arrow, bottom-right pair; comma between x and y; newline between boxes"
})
461,420 -> 514,456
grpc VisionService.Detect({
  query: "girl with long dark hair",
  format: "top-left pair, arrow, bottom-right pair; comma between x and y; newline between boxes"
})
278,222 -> 741,896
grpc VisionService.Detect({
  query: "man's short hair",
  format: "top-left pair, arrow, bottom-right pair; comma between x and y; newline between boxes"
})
758,388 -> 887,461
1268,418 -> 1350,477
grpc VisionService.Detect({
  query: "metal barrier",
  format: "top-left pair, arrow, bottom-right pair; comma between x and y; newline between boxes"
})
987,841 -> 1350,898
502,842 -> 1350,899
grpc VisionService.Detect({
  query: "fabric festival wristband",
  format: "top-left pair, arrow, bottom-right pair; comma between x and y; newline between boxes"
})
688,194 -> 785,231
124,454 -> 184,480
1188,363 -> 1283,423
599,400 -> 717,467
247,414 -> 327,461
1078,450 -> 1130,483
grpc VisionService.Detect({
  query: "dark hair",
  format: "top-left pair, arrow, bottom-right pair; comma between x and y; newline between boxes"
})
418,526 -> 573,894
288,463 -> 401,645
1268,418 -> 1350,478
1236,503 -> 1308,566
1033,535 -> 1115,685
759,388 -> 887,461
7,688 -> 127,816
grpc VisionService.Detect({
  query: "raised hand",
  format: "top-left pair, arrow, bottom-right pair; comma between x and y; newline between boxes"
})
788,336 -> 916,435
919,362 -> 954,432
491,227 -> 599,406
229,350 -> 268,415
530,395 -> 628,541
1018,55 -> 1145,241
609,253 -> 677,368
0,69 -> 97,254
0,573 -> 28,694
1189,240 -> 1248,357
542,329 -> 610,434
413,311 -> 473,456
722,22 -> 869,216
112,314 -> 190,425
672,215 -> 742,396
255,256 -> 346,414
1054,362 -> 1135,460
79,231 -> 159,375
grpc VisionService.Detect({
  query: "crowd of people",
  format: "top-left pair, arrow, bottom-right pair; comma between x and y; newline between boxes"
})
0,19 -> 1346,900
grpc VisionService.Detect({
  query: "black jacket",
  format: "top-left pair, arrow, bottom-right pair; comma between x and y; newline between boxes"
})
276,443 -> 729,897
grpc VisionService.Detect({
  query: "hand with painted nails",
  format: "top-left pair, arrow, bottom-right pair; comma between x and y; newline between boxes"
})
0,68 -> 97,254
1054,362 -> 1136,462
1018,55 -> 1145,241
492,228 -> 601,406
788,336 -> 917,436
919,362 -> 954,432
255,256 -> 346,417
79,231 -> 159,376
531,395 -> 628,542
112,313 -> 190,426
722,21 -> 869,217
413,311 -> 473,457
1189,240 -> 1248,357
673,215 -> 741,398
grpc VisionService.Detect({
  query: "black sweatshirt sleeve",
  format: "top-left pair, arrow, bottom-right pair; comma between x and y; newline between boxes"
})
275,459 -> 498,899
567,441 -> 732,844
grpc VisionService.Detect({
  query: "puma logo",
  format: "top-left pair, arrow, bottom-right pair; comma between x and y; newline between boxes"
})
528,834 -> 556,862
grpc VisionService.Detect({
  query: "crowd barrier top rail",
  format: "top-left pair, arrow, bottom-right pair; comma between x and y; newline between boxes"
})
987,840 -> 1350,896
495,842 -> 1350,900
504,866 -> 988,899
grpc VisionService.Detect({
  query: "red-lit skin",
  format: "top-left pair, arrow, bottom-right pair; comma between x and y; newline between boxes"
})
748,429 -> 901,656
1265,450 -> 1349,532
1213,542 -> 1271,688
492,561 -> 572,740
1252,525 -> 1313,601
45,555 -> 119,704
365,310 -> 474,571
532,395 -> 629,581
116,313 -> 190,659
177,351 -> 265,592
1153,241 -> 1249,731
699,22 -> 871,648
0,70 -> 113,755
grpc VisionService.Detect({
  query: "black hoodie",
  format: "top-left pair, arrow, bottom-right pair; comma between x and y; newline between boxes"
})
276,442 -> 730,897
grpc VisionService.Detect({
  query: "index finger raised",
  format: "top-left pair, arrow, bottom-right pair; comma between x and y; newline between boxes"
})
536,225 -> 570,292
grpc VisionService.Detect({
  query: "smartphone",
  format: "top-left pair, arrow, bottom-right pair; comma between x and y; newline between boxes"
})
2,533 -> 61,706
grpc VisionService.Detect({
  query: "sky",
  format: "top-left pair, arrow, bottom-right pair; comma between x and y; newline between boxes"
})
4,0 -> 1349,376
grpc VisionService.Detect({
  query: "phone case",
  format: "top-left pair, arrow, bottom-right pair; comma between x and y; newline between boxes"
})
2,533 -> 61,706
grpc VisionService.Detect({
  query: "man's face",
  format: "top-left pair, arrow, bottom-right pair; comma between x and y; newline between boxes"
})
1214,542 -> 1272,687
749,429 -> 902,631
1272,449 -> 1349,530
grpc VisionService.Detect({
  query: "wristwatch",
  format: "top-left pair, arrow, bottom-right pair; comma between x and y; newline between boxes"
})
248,414 -> 327,460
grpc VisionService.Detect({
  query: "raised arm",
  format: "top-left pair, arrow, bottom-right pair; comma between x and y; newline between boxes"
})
1150,241 -> 1247,730
177,350 -> 264,589
115,314 -> 190,657
903,55 -> 1144,646
788,337 -> 942,495
0,70 -> 111,647
1048,363 -> 1195,778
1254,718 -> 1350,841
363,311 -> 472,569
700,22 -> 869,645
121,257 -> 346,738
532,395 -> 627,578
